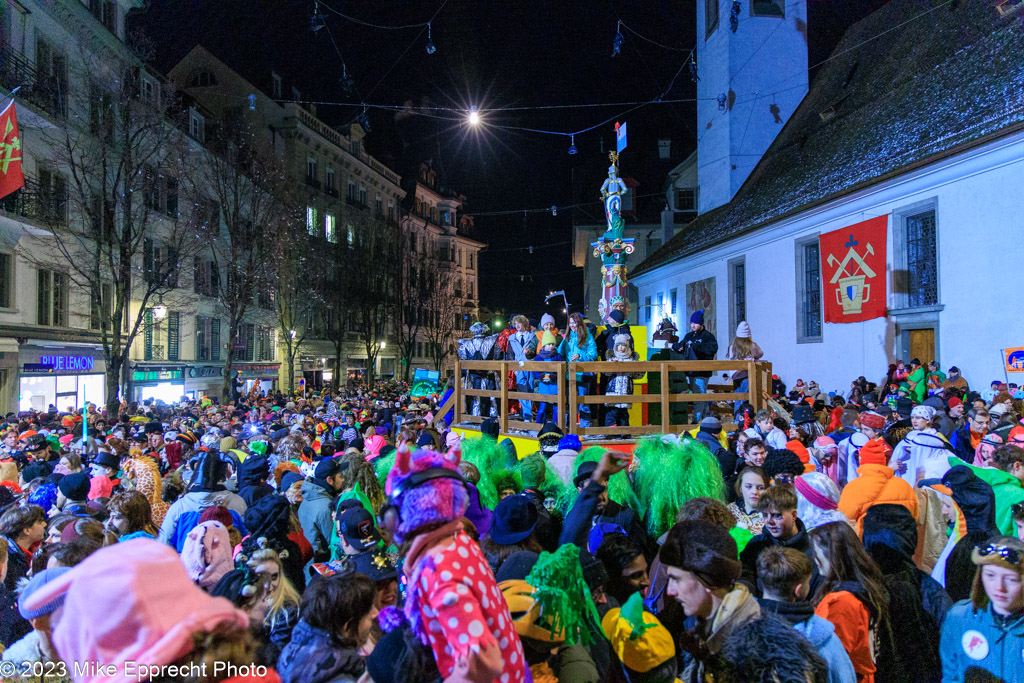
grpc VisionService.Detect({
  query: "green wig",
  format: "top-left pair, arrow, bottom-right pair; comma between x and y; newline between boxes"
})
633,435 -> 727,538
570,447 -> 640,515
461,436 -> 508,510
516,452 -> 574,517
491,469 -> 522,499
372,449 -> 397,491
524,544 -> 605,647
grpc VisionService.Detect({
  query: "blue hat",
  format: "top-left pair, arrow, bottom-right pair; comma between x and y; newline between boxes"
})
19,567 -> 72,619
352,549 -> 397,582
556,434 -> 582,453
314,457 -> 343,481
690,309 -> 705,325
489,494 -> 538,545
280,471 -> 304,492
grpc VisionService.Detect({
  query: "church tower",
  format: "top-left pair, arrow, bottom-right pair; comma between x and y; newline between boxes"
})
696,0 -> 808,214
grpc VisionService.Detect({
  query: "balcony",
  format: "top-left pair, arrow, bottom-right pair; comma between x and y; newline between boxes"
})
0,176 -> 66,226
345,196 -> 367,210
0,47 -> 66,119
305,176 -> 322,191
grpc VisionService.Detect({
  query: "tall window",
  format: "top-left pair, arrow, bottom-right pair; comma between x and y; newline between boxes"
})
796,238 -> 822,342
643,295 -> 652,323
670,288 -> 678,316
705,0 -> 720,38
0,253 -> 12,309
306,156 -> 318,185
731,260 -> 746,330
271,72 -> 282,99
655,292 -> 664,320
188,108 -> 205,143
326,167 -> 335,193
37,270 -> 68,327
196,316 -> 221,361
906,210 -> 938,308
306,206 -> 317,236
325,214 -> 337,243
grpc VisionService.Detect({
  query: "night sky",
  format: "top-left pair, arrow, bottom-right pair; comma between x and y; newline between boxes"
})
136,0 -> 890,322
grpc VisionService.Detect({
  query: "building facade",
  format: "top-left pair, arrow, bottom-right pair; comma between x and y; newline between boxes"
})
632,2 -> 1024,392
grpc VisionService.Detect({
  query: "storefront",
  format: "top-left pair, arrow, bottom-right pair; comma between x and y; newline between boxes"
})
186,364 -> 225,400
237,363 -> 280,396
18,345 -> 107,412
130,364 -> 186,405
301,357 -> 335,390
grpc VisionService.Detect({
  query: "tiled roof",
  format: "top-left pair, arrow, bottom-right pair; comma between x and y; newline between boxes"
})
632,1 -> 1024,278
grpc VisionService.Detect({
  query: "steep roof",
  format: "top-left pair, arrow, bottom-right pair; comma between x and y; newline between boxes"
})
632,1 -> 1024,278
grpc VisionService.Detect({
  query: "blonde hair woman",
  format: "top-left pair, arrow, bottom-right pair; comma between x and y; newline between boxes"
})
247,547 -> 301,661
727,321 -> 764,416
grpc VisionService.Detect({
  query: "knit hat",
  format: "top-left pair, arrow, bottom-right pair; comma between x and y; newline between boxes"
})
608,309 -> 626,325
895,397 -> 914,417
794,472 -> 847,530
690,309 -> 704,325
58,471 -> 90,501
540,313 -> 555,329
859,411 -> 886,430
490,494 -> 538,545
662,520 -> 741,588
858,439 -> 889,466
557,434 -> 582,453
541,330 -> 557,347
602,592 -> 676,674
734,321 -> 751,339
180,521 -> 233,590
197,505 -> 233,529
948,397 -> 963,410
699,416 -> 722,433
384,444 -> 468,544
18,567 -> 72,620
280,471 -> 304,492
763,449 -> 804,483
813,436 -> 837,453
21,540 -> 248,683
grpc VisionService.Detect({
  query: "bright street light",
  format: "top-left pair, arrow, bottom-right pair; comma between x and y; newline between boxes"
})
379,341 -> 387,349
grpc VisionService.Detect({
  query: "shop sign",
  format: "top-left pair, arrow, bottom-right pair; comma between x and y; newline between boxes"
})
132,368 -> 184,382
37,355 -> 95,372
237,364 -> 280,379
188,366 -> 224,378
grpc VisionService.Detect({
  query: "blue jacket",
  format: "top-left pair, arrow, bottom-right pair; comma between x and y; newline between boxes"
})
949,425 -> 978,463
940,599 -> 1024,683
793,614 -> 857,683
559,332 -> 597,380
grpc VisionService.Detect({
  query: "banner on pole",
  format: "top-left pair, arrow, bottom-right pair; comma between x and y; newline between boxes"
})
616,121 -> 627,153
0,101 -> 25,200
819,215 -> 887,324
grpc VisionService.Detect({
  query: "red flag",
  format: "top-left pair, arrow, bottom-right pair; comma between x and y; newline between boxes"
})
819,215 -> 887,324
0,101 -> 24,200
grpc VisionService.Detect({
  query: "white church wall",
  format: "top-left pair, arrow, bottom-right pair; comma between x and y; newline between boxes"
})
635,130 -> 1024,394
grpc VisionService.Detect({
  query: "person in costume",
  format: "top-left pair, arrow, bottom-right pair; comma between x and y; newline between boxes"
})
383,442 -> 527,682
457,322 -> 501,418
499,544 -> 602,682
602,592 -> 681,683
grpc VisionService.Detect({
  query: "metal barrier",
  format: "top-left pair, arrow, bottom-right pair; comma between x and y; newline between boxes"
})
448,359 -> 773,441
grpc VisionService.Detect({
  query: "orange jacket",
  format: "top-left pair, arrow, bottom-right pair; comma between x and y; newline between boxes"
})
815,591 -> 875,683
837,463 -> 919,535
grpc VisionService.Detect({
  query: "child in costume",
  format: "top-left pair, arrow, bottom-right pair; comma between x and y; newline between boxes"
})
532,331 -> 564,424
604,334 -> 644,428
602,593 -> 681,683
384,442 -> 527,683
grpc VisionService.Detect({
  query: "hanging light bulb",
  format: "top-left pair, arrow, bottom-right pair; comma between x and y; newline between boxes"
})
425,22 -> 436,54
551,205 -> 557,216
467,105 -> 480,126
611,21 -> 624,57
247,94 -> 256,111
689,55 -> 700,83
568,135 -> 578,155
310,1 -> 326,32
358,107 -> 371,132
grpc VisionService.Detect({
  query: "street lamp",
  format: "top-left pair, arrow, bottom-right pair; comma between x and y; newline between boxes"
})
152,305 -> 167,321
379,341 -> 387,349
468,106 -> 480,126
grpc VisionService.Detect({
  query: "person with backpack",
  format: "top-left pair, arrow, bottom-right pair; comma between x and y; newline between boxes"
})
157,450 -> 247,551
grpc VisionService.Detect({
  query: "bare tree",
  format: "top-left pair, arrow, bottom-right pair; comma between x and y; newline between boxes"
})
317,252 -> 351,392
273,219 -> 320,394
344,215 -> 399,385
392,249 -> 433,382
186,109 -> 291,400
421,262 -> 462,373
11,47 -> 201,412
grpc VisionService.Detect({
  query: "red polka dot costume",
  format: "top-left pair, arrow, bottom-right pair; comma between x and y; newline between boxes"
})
407,530 -> 528,682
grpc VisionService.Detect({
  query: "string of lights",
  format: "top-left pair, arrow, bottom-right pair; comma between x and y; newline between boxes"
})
318,0 -> 434,30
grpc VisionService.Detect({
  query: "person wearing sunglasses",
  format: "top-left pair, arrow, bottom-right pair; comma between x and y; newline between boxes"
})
940,537 -> 1024,682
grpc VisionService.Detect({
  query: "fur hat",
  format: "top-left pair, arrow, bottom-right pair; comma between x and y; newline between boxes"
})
971,536 -> 1023,572
180,521 -> 233,589
385,443 -> 468,544
661,520 -> 741,588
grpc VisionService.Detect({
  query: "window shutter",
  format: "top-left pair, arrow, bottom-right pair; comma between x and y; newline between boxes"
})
144,309 -> 153,360
143,238 -> 153,283
168,311 -> 179,360
37,270 -> 50,326
194,259 -> 203,294
195,315 -> 204,361
165,178 -> 178,218
209,262 -> 219,296
211,318 -> 221,361
246,323 -> 255,361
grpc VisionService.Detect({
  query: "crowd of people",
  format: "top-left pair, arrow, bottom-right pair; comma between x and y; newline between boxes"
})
0,351 -> 1022,683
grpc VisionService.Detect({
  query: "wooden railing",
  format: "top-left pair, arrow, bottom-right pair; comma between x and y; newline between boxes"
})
450,359 -> 772,441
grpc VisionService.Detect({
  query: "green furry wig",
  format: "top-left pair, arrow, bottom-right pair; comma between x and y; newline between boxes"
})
460,436 -> 509,510
570,447 -> 641,516
633,435 -> 727,538
516,452 -> 574,515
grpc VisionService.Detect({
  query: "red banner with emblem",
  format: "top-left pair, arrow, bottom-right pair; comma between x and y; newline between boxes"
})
819,215 -> 887,324
0,101 -> 24,200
